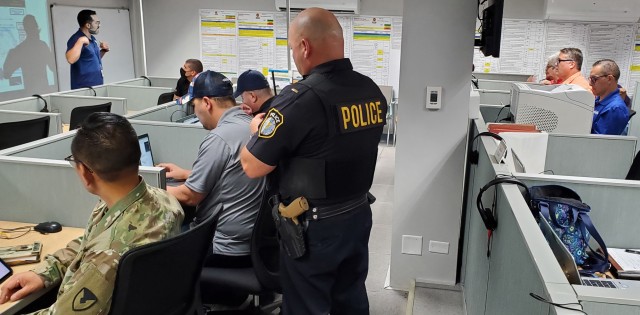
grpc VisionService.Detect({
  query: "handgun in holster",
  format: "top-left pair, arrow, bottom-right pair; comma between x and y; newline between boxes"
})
271,195 -> 309,259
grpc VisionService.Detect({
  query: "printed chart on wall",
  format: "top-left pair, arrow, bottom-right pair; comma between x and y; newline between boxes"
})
200,10 -> 238,78
351,16 -> 392,86
199,9 -> 402,95
628,24 -> 640,98
478,19 -> 639,95
499,20 -> 545,81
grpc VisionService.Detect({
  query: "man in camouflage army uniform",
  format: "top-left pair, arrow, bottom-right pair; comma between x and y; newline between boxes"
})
0,112 -> 184,314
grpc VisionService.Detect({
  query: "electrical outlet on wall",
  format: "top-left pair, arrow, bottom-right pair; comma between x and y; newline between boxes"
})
401,235 -> 423,255
428,240 -> 450,254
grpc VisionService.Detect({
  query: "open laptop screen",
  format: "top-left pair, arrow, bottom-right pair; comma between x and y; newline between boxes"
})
138,134 -> 154,167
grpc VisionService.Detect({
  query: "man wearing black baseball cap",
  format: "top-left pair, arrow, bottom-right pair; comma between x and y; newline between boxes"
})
158,70 -> 265,269
234,69 -> 274,115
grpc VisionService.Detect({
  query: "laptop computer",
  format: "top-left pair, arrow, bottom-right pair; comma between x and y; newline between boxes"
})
138,134 -> 154,167
540,217 -> 640,289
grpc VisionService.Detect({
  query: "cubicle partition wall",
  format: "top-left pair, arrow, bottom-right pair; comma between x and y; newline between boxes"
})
0,95 -> 50,112
126,103 -> 189,123
0,110 -> 62,138
0,121 -> 206,227
114,76 -> 178,88
544,134 -> 636,178
49,95 -> 127,125
105,85 -> 174,110
477,89 -> 512,106
55,85 -> 109,97
472,72 -> 532,82
55,85 -> 174,110
627,81 -> 640,151
461,118 -> 578,315
128,120 -> 208,169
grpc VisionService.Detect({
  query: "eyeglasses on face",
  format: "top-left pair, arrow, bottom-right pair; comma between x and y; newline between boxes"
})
558,59 -> 574,63
64,154 -> 93,173
589,74 -> 608,84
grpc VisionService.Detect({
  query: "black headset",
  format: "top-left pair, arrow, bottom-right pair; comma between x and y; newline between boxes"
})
469,131 -> 503,165
141,76 -> 152,86
32,94 -> 48,113
476,176 -> 531,231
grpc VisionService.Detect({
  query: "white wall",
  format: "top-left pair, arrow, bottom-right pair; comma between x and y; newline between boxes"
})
503,0 -> 545,19
141,0 -> 403,77
390,0 -> 475,290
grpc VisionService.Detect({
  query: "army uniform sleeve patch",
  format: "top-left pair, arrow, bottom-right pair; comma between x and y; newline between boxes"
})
258,108 -> 284,139
56,263 -> 112,314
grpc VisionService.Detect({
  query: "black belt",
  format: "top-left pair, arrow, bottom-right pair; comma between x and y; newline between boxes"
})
306,195 -> 369,221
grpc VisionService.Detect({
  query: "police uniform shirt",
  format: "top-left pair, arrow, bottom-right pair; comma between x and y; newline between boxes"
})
186,107 -> 265,256
246,58 -> 387,203
28,179 -> 184,315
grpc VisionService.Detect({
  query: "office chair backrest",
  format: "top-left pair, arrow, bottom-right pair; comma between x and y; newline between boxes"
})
157,92 -> 175,105
251,194 -> 281,292
626,151 -> 640,180
69,102 -> 112,130
109,206 -> 220,315
0,116 -> 50,150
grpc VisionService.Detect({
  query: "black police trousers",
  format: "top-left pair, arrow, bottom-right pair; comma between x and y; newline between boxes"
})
280,203 -> 373,315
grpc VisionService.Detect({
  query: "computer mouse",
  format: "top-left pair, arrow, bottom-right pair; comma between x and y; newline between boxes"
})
34,221 -> 62,234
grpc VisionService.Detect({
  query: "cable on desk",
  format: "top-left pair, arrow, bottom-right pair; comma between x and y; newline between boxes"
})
529,293 -> 587,314
0,226 -> 33,239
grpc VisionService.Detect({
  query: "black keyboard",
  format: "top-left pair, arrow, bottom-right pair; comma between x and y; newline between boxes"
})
582,279 -> 617,288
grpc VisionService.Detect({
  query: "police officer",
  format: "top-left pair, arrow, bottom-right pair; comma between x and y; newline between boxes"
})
240,8 -> 387,315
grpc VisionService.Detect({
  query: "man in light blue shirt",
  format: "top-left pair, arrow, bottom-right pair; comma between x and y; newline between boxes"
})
589,59 -> 629,135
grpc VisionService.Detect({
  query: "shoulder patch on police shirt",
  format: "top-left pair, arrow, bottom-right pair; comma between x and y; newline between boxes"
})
259,108 -> 284,138
336,99 -> 385,133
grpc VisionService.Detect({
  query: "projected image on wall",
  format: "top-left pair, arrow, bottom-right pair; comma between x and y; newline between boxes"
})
0,0 -> 56,97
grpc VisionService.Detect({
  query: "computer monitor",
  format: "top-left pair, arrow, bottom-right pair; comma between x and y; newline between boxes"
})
69,102 -> 112,130
138,134 -> 154,167
478,0 -> 504,58
0,116 -> 50,150
510,83 -> 594,134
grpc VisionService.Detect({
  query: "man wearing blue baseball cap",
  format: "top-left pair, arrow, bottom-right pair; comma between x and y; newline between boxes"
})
234,69 -> 274,115
158,70 -> 265,270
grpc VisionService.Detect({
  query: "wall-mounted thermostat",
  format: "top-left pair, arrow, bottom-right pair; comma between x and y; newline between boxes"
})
426,86 -> 442,110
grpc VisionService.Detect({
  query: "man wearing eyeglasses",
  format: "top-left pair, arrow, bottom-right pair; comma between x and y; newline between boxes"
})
589,59 -> 630,135
557,48 -> 592,92
66,10 -> 109,89
0,113 -> 184,314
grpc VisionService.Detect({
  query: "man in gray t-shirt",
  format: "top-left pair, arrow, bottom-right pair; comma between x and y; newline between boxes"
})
158,70 -> 265,264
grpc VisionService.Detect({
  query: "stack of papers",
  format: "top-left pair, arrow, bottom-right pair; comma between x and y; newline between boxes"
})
608,248 -> 640,279
0,242 -> 42,266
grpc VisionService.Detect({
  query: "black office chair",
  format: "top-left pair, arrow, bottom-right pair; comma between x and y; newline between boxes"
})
200,197 -> 281,314
0,116 -> 50,150
69,102 -> 112,130
109,207 -> 220,315
157,92 -> 175,105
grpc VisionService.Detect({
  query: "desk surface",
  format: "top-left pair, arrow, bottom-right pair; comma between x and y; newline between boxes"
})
0,221 -> 84,315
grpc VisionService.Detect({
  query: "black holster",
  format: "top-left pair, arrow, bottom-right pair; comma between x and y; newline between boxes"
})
271,195 -> 306,259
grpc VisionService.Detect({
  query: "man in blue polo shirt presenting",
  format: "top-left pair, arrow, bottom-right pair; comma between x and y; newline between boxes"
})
66,9 -> 109,89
